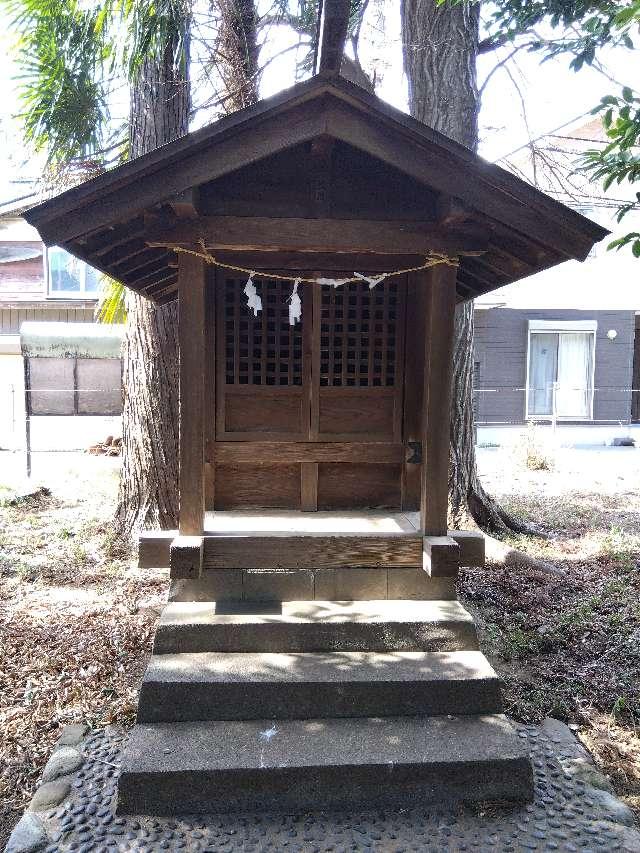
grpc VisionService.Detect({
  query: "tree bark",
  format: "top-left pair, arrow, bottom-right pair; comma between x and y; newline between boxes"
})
116,42 -> 190,534
401,0 -> 530,534
213,0 -> 260,112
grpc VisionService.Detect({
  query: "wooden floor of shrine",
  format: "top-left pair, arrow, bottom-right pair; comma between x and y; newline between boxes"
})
202,510 -> 421,535
139,510 -> 427,570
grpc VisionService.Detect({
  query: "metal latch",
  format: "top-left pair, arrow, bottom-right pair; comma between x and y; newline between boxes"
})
406,441 -> 422,464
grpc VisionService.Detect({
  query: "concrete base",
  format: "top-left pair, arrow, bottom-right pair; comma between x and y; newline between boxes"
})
152,600 -> 479,655
136,649 -> 502,722
118,714 -> 533,815
168,567 -> 457,602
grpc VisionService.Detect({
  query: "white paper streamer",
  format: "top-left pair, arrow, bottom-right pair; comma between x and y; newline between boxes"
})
288,279 -> 302,326
354,271 -> 387,289
244,273 -> 262,316
316,277 -> 352,288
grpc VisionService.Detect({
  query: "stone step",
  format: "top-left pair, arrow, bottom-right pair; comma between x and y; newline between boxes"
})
137,649 -> 502,723
117,714 -> 533,815
153,600 -> 479,655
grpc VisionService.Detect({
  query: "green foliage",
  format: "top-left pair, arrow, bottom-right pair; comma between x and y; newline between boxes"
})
444,0 -> 640,254
580,89 -> 640,250
3,0 -> 113,165
96,277 -> 127,325
3,0 -> 191,168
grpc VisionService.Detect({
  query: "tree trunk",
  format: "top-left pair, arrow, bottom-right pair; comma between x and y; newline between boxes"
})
400,0 -> 529,534
116,43 -> 190,534
214,0 -> 260,112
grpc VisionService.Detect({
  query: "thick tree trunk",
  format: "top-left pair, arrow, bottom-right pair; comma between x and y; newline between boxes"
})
214,0 -> 260,111
401,0 -> 529,534
116,45 -> 190,534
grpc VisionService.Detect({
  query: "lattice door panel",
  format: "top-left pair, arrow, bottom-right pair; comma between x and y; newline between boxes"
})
318,280 -> 399,388
222,275 -> 304,387
313,277 -> 406,442
216,271 -> 309,441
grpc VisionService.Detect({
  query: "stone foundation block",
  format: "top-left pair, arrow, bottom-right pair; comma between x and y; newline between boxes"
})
314,568 -> 387,600
388,569 -> 456,600
423,536 -> 460,578
169,569 -> 242,602
169,536 -> 204,580
243,569 -> 314,601
448,530 -> 485,567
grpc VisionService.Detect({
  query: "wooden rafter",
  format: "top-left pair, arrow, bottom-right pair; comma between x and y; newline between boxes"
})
145,215 -> 489,257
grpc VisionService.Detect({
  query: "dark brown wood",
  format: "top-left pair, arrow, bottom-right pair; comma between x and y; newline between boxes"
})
203,533 -> 422,569
318,463 -> 402,510
301,462 -> 318,511
204,270 -> 216,510
215,462 -> 301,509
170,187 -> 200,219
310,136 -> 335,217
216,441 -> 403,464
146,215 -> 489,256
420,263 -> 458,535
178,252 -> 206,535
401,271 -> 428,510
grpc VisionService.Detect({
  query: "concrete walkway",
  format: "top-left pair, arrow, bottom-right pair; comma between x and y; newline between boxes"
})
5,718 -> 639,852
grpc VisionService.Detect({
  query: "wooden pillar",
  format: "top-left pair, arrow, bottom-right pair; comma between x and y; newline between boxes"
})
421,263 -> 458,536
178,252 -> 206,536
204,276 -> 216,510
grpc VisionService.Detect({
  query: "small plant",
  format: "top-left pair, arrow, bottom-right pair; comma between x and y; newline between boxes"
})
601,525 -> 639,572
512,421 -> 554,471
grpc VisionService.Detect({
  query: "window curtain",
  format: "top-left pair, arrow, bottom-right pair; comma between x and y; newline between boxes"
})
556,333 -> 593,418
528,333 -> 558,415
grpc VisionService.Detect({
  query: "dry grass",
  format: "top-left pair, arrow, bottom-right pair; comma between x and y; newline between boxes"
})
1,448 -> 639,845
0,463 -> 166,844
461,447 -> 640,818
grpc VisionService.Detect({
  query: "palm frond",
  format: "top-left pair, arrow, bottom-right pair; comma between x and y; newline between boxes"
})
96,276 -> 127,324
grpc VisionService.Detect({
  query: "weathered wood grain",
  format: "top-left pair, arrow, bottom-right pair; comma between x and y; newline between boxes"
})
178,253 -> 206,535
203,533 -> 422,569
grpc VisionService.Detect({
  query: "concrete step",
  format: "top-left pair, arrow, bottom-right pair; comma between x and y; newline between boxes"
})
153,600 -> 479,654
117,713 -> 533,815
137,649 -> 502,723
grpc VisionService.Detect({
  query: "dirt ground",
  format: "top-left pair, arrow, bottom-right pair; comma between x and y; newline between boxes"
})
0,444 -> 639,846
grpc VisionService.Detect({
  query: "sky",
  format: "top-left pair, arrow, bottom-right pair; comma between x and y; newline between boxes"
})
1,0 -> 638,312
1,2 -> 637,200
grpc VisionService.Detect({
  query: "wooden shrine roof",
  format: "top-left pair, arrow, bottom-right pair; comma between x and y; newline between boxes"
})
23,73 -> 608,303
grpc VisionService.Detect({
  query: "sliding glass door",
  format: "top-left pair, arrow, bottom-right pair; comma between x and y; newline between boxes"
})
527,327 -> 595,419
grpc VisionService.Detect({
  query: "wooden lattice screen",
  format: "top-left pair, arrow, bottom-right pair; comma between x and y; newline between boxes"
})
319,280 -> 398,387
223,276 -> 304,386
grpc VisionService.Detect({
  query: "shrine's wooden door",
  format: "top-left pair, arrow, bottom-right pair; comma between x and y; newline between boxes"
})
213,269 -> 406,511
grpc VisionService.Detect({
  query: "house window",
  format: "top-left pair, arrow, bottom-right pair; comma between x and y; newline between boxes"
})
526,320 -> 596,419
47,246 -> 100,297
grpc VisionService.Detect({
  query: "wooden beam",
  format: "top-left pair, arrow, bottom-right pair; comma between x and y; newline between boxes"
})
204,274 -> 216,510
170,187 -> 201,219
146,215 -> 489,257
420,263 -> 458,536
316,0 -> 350,74
178,252 -> 206,536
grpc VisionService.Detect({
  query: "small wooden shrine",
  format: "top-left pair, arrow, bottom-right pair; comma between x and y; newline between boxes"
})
25,72 -> 607,814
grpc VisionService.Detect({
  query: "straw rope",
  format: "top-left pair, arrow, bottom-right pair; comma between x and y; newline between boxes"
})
164,240 -> 459,285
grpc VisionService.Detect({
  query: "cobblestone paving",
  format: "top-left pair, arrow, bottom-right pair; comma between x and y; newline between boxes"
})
8,722 -> 640,852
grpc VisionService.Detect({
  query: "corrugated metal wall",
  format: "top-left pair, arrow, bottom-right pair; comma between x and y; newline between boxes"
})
0,305 -> 96,334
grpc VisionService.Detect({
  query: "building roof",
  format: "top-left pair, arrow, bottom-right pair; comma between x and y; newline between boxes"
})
23,73 -> 608,304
